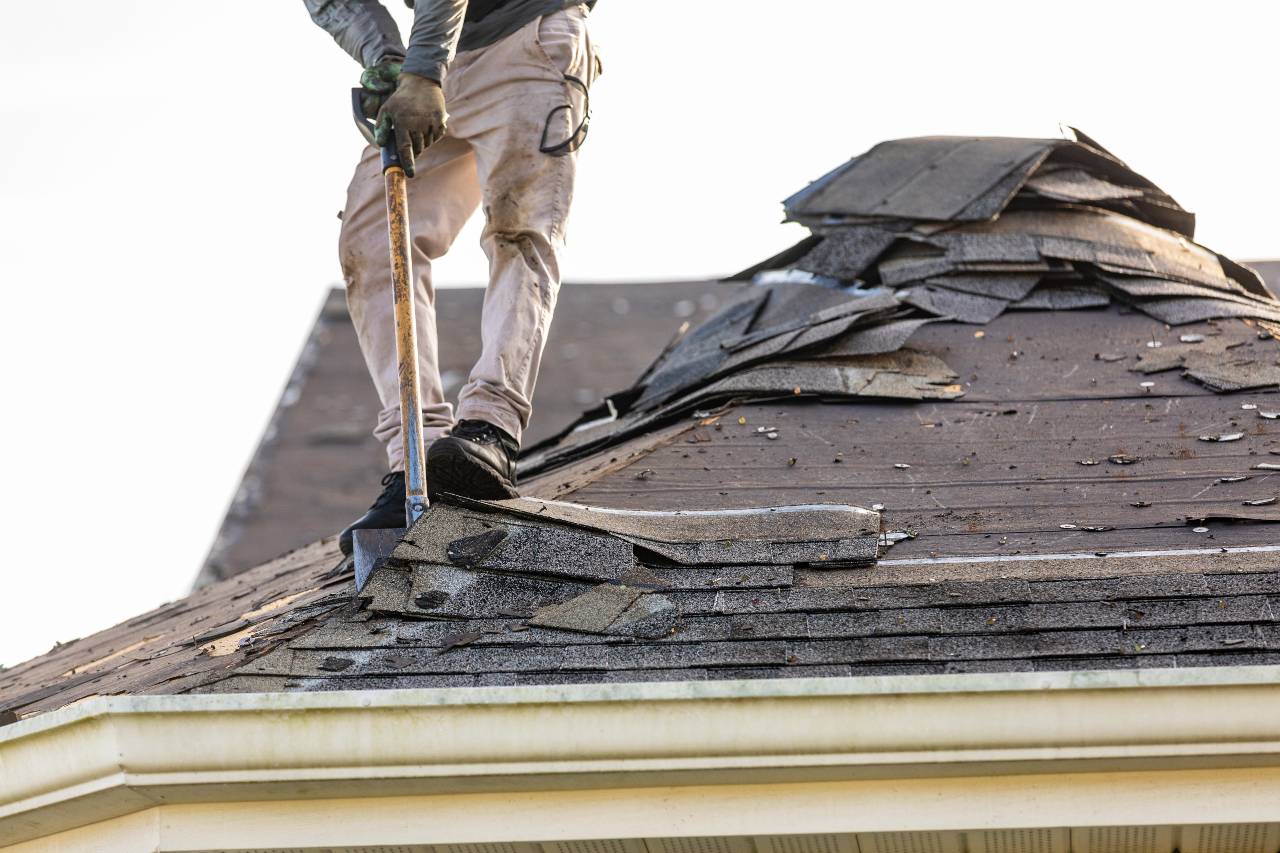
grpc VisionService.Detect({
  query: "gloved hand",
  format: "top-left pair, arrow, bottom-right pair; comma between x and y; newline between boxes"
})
358,59 -> 403,126
374,72 -> 447,177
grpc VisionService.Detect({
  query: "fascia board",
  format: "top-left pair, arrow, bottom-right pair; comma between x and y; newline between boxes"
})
3,666 -> 1280,845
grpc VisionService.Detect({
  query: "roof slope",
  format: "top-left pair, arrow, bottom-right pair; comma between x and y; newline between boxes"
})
6,132 -> 1280,722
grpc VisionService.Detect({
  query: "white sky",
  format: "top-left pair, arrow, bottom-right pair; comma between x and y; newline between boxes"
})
1,1 -> 1277,668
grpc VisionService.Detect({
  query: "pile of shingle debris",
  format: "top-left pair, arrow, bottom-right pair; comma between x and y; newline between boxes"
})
358,495 -> 881,640
522,130 -> 1280,476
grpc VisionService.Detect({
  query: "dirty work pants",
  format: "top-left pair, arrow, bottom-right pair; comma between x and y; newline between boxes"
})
338,4 -> 596,471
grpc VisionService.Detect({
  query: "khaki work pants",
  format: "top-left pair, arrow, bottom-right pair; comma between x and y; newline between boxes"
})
338,5 -> 598,471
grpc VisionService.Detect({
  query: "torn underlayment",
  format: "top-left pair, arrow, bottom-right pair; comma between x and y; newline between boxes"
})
360,498 -> 880,639
520,130 -> 1279,476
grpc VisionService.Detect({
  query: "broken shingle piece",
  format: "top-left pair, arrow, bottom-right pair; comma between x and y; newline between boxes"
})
784,136 -> 1055,222
406,564 -> 581,619
1181,352 -> 1280,393
446,530 -> 508,567
1135,297 -> 1280,326
1023,168 -> 1147,203
924,272 -> 1043,301
929,232 -> 1043,264
1011,285 -> 1111,311
456,496 -> 881,568
901,285 -> 1009,324
811,318 -> 939,357
794,225 -> 901,280
529,583 -> 642,634
445,522 -> 639,584
1098,274 -> 1246,299
608,593 -> 680,639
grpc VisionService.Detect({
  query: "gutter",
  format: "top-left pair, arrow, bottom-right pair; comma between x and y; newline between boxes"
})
3,666 -> 1280,846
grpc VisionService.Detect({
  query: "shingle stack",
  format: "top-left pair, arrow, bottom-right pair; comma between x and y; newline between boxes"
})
753,130 -> 1278,326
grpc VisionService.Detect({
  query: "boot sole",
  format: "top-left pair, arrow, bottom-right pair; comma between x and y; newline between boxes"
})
427,442 -> 519,501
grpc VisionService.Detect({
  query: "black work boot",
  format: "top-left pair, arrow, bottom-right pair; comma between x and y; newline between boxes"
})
427,419 -> 519,500
339,471 -> 406,556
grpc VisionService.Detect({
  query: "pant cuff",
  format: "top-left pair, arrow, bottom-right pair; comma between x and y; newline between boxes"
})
456,400 -> 523,445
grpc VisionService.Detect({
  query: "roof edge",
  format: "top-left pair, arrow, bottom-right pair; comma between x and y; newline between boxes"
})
5,667 -> 1280,844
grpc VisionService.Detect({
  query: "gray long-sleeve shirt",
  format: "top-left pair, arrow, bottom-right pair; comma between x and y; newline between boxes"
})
304,0 -> 587,82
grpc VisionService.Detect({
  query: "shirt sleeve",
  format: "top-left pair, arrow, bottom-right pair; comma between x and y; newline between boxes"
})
402,0 -> 469,83
304,0 -> 407,68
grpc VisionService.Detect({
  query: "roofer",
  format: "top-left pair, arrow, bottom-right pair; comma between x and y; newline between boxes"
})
304,0 -> 600,554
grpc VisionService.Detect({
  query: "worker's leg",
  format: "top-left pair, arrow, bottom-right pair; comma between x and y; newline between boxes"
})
446,4 -> 600,444
338,137 -> 481,471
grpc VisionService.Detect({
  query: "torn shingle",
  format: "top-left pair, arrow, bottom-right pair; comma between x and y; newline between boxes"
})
446,529 -> 508,567
794,225 -> 901,280
609,593 -> 680,639
405,564 -> 581,619
785,136 -> 1056,222
529,583 -> 643,634
901,285 -> 1009,324
459,496 -> 880,550
1023,168 -> 1147,203
1011,285 -> 1111,311
1181,353 -> 1280,393
1138,297 -> 1280,326
924,272 -> 1044,301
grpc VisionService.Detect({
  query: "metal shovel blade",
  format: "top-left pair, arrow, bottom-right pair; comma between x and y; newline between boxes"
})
353,527 -> 407,592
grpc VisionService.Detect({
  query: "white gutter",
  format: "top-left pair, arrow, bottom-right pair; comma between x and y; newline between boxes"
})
3,666 -> 1280,848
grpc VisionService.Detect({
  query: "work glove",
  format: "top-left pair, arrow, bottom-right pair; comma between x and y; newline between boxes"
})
375,72 -> 447,178
358,59 -> 403,129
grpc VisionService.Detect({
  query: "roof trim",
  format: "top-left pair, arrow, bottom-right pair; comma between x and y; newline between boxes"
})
5,666 -> 1280,845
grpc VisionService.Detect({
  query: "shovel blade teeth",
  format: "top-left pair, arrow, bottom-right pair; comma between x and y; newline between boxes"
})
353,528 -> 408,592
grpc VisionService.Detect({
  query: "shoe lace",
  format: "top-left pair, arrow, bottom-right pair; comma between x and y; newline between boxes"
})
369,472 -> 404,510
452,419 -> 494,440
453,419 -> 518,454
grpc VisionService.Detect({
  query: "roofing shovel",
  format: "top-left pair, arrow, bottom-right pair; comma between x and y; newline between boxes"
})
350,91 -> 429,592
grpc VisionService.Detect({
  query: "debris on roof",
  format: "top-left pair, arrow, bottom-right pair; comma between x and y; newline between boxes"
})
357,497 -> 881,640
524,131 -> 1279,477
781,132 -> 1194,237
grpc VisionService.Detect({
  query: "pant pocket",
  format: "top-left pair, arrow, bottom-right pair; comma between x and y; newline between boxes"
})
533,5 -> 591,82
532,6 -> 594,155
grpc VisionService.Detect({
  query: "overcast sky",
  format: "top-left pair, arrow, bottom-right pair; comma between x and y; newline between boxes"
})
1,1 -> 1277,667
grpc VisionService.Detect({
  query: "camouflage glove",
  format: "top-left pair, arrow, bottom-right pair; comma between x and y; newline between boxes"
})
375,72 -> 448,177
358,59 -> 403,136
